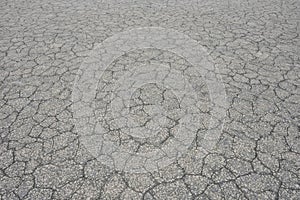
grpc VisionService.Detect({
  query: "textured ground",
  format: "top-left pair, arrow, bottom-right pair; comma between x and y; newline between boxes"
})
0,0 -> 300,199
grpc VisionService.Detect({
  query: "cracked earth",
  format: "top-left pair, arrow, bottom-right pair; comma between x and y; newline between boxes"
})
0,0 -> 299,199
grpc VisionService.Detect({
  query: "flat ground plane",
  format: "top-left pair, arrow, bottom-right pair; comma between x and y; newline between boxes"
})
0,0 -> 299,199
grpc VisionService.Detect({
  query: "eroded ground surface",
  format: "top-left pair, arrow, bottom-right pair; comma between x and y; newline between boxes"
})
0,0 -> 299,199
